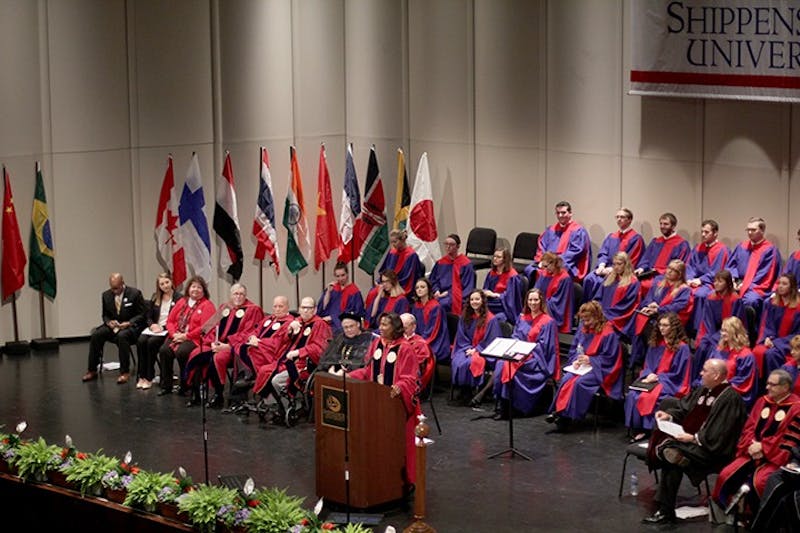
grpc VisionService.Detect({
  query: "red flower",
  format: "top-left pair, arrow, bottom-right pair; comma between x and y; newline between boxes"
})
131,466 -> 140,474
322,523 -> 335,530
2,438 -> 9,444
76,452 -> 87,460
247,499 -> 260,508
300,518 -> 310,526
60,448 -> 68,459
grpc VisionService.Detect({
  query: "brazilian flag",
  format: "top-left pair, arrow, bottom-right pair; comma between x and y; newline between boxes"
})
28,162 -> 56,298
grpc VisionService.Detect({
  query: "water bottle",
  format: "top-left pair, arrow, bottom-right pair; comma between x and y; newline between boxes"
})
576,343 -> 584,356
630,472 -> 639,496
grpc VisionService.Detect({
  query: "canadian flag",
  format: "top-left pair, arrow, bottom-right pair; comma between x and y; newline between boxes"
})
154,155 -> 186,286
406,152 -> 441,271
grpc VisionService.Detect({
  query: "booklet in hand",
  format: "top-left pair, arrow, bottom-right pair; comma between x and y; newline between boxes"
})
481,337 -> 537,361
629,378 -> 658,392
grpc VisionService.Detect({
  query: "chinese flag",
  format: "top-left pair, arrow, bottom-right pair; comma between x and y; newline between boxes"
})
313,143 -> 341,270
2,167 -> 27,301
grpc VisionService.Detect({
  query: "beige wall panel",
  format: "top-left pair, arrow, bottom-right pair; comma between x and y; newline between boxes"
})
51,150 -> 134,337
292,0 -> 345,138
132,0 -> 213,147
704,101 -> 787,171
547,151 -> 622,254
621,158 -> 701,245
48,0 -> 129,152
408,0 -> 472,143
474,0 -> 543,149
219,0 -> 293,143
475,145 -> 544,245
623,96 -> 704,162
547,1 -> 622,154
788,105 -> 800,253
703,163 -> 789,254
344,0 -> 405,141
0,1 -> 41,156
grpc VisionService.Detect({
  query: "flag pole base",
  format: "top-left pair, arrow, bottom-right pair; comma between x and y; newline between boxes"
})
2,341 -> 30,355
30,338 -> 59,351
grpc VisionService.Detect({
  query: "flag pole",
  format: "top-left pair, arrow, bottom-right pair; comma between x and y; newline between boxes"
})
4,296 -> 30,354
257,260 -> 264,309
294,274 -> 300,309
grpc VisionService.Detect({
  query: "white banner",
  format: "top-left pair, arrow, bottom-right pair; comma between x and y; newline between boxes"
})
631,0 -> 800,102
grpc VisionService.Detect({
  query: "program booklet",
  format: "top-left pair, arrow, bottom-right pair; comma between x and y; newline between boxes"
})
481,337 -> 537,361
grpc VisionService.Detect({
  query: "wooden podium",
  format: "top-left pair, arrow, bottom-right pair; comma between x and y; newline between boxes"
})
315,372 -> 406,508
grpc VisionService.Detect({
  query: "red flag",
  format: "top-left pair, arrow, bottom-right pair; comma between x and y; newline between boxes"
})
2,167 -> 27,300
154,156 -> 186,286
314,144 -> 340,270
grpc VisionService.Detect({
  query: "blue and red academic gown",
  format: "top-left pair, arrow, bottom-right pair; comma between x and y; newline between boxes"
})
530,220 -> 592,282
450,313 -> 502,388
349,336 -> 420,484
534,268 -> 574,333
753,298 -> 800,377
429,254 -> 476,315
364,287 -> 410,330
781,360 -> 800,395
582,229 -> 645,301
686,241 -> 730,320
706,347 -> 759,409
411,299 -> 451,363
693,292 -> 745,379
493,312 -> 559,415
627,279 -> 693,367
713,393 -> 800,506
482,268 -> 523,325
623,342 -> 692,431
780,249 -> 800,285
551,321 -> 623,420
726,239 -> 782,309
597,275 -> 641,334
316,282 -> 365,333
380,245 -> 425,295
208,300 -> 264,385
637,234 -> 691,298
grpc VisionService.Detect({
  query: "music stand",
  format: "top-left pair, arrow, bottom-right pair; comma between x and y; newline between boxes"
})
482,352 -> 533,461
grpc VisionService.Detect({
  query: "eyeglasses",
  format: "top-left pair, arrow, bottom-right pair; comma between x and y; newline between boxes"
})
766,381 -> 783,387
299,306 -> 314,310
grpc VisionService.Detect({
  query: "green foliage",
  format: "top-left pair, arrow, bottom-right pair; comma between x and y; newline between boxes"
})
61,451 -> 120,495
177,484 -> 241,533
123,470 -> 176,510
245,487 -> 307,533
10,437 -> 61,481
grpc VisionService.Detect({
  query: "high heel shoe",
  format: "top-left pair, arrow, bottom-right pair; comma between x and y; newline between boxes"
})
206,394 -> 223,409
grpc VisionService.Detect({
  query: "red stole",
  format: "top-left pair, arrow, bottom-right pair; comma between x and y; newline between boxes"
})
469,312 -> 494,378
491,268 -> 517,294
555,221 -> 578,254
635,343 -> 678,415
501,313 -> 547,383
776,299 -> 800,337
335,283 -> 359,312
654,235 -> 680,272
740,240 -> 770,294
445,254 -> 471,315
555,325 -> 607,412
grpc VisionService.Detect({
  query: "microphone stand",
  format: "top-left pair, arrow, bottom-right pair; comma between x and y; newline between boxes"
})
339,357 -> 351,524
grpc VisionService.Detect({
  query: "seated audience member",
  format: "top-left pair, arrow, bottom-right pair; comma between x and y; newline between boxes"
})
483,247 -> 523,325
624,312 -> 692,442
546,301 -> 623,432
779,228 -> 800,283
634,212 -> 690,299
693,270 -> 746,379
135,273 -> 181,390
780,335 -> 800,395
347,312 -> 420,486
753,273 -> 800,378
493,288 -> 559,420
401,313 -> 436,396
430,233 -> 476,315
411,278 -> 450,363
197,283 -> 262,408
534,252 -> 574,333
641,358 -> 747,525
726,216 -> 782,315
685,219 -> 730,320
157,276 -> 216,400
451,289 -> 503,405
314,312 -> 372,374
525,200 -> 592,284
749,444 -> 800,531
596,251 -> 640,334
316,262 -> 364,334
251,297 -> 331,423
364,269 -> 410,329
582,207 -> 644,302
379,229 -> 424,295
627,259 -> 693,368
713,369 -> 800,523
83,272 -> 146,384
705,316 -> 759,409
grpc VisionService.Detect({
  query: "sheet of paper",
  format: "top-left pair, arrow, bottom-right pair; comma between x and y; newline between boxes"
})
140,329 -> 168,337
563,364 -> 592,376
482,337 -> 516,357
657,418 -> 686,438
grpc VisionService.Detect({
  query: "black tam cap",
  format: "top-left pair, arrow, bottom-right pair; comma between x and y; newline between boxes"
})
339,312 -> 363,324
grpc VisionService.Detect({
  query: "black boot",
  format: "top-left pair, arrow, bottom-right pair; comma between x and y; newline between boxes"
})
493,399 -> 510,420
185,386 -> 201,407
206,386 -> 224,408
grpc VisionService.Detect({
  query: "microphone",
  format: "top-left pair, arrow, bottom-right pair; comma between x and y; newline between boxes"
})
723,483 -> 750,515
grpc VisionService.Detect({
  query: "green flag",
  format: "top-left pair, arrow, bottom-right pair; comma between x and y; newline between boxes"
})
357,147 -> 389,274
282,146 -> 309,274
28,162 -> 56,298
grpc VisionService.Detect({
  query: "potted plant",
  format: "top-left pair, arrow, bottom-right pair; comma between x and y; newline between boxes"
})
61,450 -> 121,496
9,436 -> 62,482
123,470 -> 177,512
157,467 -> 194,521
0,421 -> 28,474
177,483 -> 241,533
243,487 -> 307,533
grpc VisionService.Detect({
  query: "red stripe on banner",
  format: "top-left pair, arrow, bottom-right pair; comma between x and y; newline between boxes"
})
630,70 -> 800,90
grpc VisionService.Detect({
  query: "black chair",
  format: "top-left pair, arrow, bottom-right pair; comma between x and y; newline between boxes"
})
618,441 -> 658,498
571,282 -> 583,329
466,227 -> 497,271
511,232 -> 539,273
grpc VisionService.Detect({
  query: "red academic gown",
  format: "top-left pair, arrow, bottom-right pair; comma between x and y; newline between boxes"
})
241,314 -> 294,373
349,336 -> 420,485
166,297 -> 217,383
208,300 -> 263,385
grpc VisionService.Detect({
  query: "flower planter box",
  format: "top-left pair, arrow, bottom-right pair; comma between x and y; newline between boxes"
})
47,470 -> 71,489
104,487 -> 127,504
157,502 -> 187,523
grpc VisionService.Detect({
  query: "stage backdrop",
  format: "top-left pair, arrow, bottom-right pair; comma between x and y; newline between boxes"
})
631,0 -> 800,102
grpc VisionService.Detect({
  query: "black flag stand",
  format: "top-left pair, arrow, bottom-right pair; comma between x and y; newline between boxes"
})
3,296 -> 30,355
30,290 -> 59,351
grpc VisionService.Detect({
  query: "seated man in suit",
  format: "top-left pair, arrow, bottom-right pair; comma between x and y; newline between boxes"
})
642,358 -> 747,524
82,272 -> 146,384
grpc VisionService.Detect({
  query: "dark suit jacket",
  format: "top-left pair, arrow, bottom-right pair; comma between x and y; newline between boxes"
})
142,291 -> 182,328
100,286 -> 146,332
